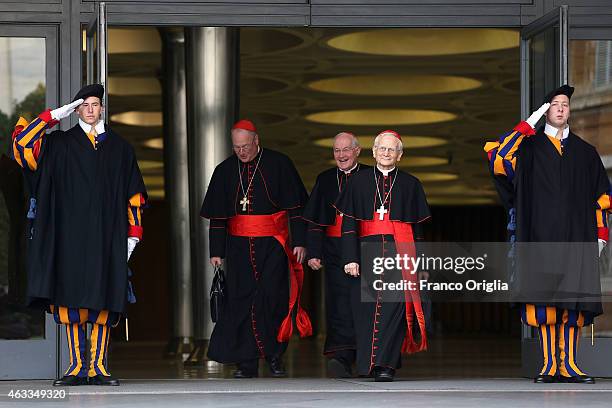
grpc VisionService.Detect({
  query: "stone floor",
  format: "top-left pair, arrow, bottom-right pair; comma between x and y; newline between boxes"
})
3,336 -> 612,407
2,378 -> 612,408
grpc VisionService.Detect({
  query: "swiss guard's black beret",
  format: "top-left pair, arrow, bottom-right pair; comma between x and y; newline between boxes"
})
72,83 -> 104,102
543,84 -> 574,104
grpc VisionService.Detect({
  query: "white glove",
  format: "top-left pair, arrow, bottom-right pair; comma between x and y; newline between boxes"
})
127,237 -> 139,261
94,120 -> 105,135
525,103 -> 550,128
599,239 -> 607,257
50,99 -> 84,121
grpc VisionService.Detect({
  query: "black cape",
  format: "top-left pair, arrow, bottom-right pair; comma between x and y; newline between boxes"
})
23,124 -> 146,313
335,167 -> 431,224
303,164 -> 370,226
201,148 -> 308,221
513,129 -> 608,314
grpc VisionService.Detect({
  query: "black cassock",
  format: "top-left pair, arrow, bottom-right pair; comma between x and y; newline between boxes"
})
201,147 -> 308,364
335,167 -> 430,376
23,125 -> 146,313
513,129 -> 609,315
302,164 -> 370,361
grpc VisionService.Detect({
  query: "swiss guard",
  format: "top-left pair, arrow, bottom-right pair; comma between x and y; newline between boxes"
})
484,85 -> 611,384
11,84 -> 147,386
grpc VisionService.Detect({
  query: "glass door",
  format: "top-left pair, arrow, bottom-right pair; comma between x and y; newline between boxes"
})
84,1 -> 109,122
519,5 -> 569,377
0,25 -> 59,380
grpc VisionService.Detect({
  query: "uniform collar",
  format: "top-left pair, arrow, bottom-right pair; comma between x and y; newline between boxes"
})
78,118 -> 104,135
376,165 -> 396,177
544,123 -> 569,140
339,162 -> 359,175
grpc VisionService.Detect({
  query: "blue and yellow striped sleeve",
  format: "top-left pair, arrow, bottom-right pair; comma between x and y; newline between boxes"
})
596,189 -> 611,242
11,109 -> 57,171
128,193 -> 145,240
483,121 -> 535,180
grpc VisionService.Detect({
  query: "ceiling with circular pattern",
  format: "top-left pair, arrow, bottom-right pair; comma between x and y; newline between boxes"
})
107,27 -> 520,203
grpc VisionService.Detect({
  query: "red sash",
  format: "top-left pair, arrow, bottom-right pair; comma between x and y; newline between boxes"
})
325,214 -> 343,237
227,211 -> 312,342
358,212 -> 427,353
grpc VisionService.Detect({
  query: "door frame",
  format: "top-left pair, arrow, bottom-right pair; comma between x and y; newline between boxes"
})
0,24 -> 60,380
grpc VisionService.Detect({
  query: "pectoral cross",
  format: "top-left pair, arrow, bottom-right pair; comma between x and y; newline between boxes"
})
240,196 -> 249,211
376,205 -> 388,220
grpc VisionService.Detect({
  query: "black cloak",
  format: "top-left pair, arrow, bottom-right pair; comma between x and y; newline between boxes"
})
334,167 -> 431,224
303,164 -> 370,227
513,129 -> 609,315
23,124 -> 146,313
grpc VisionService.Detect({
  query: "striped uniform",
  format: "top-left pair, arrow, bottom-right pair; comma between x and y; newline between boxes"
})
11,110 -> 145,378
484,121 -> 611,378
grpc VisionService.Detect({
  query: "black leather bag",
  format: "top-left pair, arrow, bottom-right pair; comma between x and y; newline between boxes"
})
210,265 -> 226,323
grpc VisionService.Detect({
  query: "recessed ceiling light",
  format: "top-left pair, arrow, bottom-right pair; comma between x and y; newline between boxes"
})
142,138 -> 163,150
411,172 -> 458,182
305,109 -> 456,126
138,160 -> 163,171
315,135 -> 447,149
427,196 -> 496,205
143,176 -> 164,186
327,28 -> 519,56
108,77 -> 161,96
146,188 -> 165,199
108,28 -> 161,54
328,156 -> 447,167
308,75 -> 482,96
111,111 -> 162,126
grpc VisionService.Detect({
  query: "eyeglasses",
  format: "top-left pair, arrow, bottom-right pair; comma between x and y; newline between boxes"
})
375,146 -> 399,154
232,141 -> 255,153
333,147 -> 356,155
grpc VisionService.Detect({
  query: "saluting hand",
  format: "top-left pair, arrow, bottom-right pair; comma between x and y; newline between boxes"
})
51,99 -> 84,121
308,258 -> 322,270
525,102 -> 551,128
293,246 -> 306,264
344,262 -> 359,277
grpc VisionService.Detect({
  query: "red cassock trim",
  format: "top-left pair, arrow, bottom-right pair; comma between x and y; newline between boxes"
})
325,214 -> 343,237
358,211 -> 427,354
227,211 -> 313,342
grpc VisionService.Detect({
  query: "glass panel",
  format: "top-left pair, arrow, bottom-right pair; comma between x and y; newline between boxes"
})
529,27 -> 560,113
0,37 -> 46,340
570,40 -> 612,338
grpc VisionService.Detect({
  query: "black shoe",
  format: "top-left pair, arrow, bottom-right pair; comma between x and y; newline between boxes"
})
233,369 -> 258,378
52,375 -> 88,386
534,374 -> 557,383
374,367 -> 395,382
88,375 -> 120,386
327,358 -> 352,378
558,375 -> 595,384
266,357 -> 286,377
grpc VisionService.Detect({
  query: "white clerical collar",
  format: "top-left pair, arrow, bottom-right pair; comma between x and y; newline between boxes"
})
376,165 -> 395,176
79,118 -> 103,134
340,162 -> 359,175
544,123 -> 569,140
